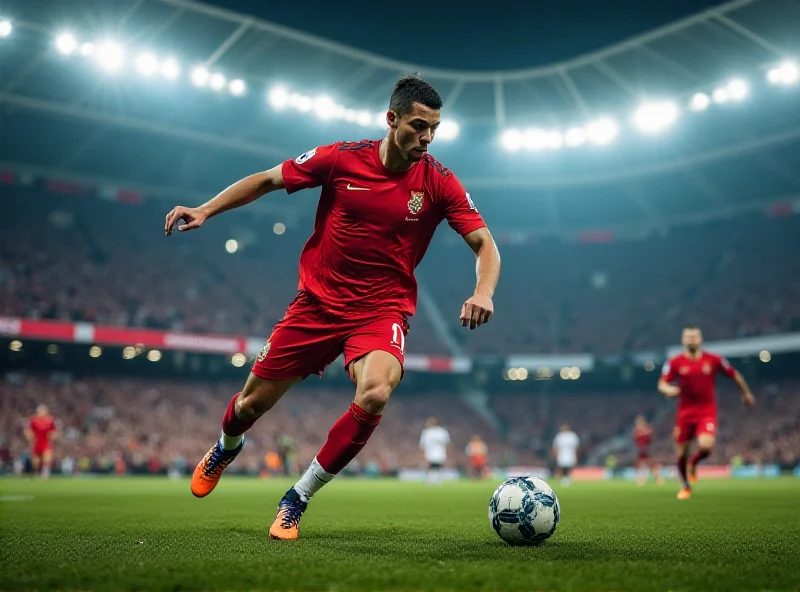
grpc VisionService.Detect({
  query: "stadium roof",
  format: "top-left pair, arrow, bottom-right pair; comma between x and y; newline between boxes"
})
1,0 -> 799,235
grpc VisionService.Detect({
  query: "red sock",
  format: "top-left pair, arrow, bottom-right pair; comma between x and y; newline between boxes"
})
677,453 -> 689,487
316,402 -> 382,474
221,393 -> 257,437
690,448 -> 711,468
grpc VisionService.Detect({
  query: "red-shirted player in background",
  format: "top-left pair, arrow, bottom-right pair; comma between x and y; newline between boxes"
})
633,415 -> 663,486
465,434 -> 489,479
164,76 -> 500,540
25,405 -> 58,479
658,326 -> 755,500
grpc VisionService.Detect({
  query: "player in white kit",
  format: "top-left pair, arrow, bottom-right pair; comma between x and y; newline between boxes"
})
552,424 -> 580,486
419,417 -> 450,485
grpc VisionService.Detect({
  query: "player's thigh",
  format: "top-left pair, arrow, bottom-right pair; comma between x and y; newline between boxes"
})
696,418 -> 717,448
31,454 -> 41,468
696,432 -> 716,449
344,313 -> 407,383
673,423 -> 695,447
41,449 -> 53,464
350,350 -> 403,413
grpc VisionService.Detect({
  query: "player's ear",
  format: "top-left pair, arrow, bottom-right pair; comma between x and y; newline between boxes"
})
387,110 -> 399,129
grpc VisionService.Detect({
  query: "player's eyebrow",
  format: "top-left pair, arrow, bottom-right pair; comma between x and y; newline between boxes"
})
409,118 -> 440,127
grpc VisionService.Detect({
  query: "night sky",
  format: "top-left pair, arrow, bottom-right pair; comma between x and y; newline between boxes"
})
206,0 -> 724,70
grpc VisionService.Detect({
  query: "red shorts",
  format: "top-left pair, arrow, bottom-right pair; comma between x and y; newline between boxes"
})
636,449 -> 650,462
674,417 -> 717,444
252,291 -> 408,381
32,442 -> 52,456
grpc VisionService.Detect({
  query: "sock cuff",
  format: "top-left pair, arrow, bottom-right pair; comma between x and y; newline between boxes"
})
349,402 -> 382,427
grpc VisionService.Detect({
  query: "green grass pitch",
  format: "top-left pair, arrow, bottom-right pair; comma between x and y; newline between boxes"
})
1,476 -> 799,591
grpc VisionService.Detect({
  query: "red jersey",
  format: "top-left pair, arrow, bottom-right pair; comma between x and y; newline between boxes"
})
29,415 -> 56,446
633,425 -> 653,450
661,351 -> 736,421
281,140 -> 486,317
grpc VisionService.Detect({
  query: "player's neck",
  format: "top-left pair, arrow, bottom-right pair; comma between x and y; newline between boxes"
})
379,136 -> 414,173
685,349 -> 702,360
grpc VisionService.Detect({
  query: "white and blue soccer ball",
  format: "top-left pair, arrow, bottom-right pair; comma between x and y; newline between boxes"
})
488,476 -> 560,546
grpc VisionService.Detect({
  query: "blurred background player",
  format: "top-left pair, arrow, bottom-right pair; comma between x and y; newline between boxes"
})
552,424 -> 580,486
633,415 -> 663,486
24,404 -> 58,479
465,434 -> 489,479
164,75 -> 499,539
420,417 -> 450,485
658,326 -> 756,500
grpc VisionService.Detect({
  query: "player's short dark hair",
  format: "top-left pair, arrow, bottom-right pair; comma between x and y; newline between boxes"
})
683,325 -> 701,331
390,75 -> 442,117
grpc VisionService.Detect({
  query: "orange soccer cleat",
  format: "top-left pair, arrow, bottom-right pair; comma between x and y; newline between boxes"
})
269,488 -> 308,540
688,465 -> 698,485
677,487 -> 692,500
190,439 -> 244,498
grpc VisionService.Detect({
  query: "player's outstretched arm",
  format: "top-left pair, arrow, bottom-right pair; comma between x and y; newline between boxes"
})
657,379 -> 680,398
732,370 -> 756,407
164,164 -> 285,235
460,227 -> 500,330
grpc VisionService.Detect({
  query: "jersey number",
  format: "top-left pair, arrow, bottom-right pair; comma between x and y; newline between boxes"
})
391,323 -> 406,354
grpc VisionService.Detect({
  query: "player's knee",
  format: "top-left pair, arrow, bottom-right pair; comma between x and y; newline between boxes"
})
238,387 -> 277,419
356,381 -> 393,415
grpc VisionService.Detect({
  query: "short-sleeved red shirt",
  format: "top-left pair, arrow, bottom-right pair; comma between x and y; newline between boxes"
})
661,351 -> 736,421
281,140 -> 486,317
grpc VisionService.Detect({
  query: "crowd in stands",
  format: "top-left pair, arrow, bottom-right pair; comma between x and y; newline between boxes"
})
2,191 -> 800,357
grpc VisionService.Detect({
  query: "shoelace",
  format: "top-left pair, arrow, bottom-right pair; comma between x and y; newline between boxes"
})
279,502 -> 304,528
202,446 -> 233,478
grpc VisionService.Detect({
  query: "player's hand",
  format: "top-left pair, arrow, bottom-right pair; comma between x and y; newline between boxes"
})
743,393 -> 756,407
460,292 -> 493,330
662,384 -> 681,398
165,206 -> 208,235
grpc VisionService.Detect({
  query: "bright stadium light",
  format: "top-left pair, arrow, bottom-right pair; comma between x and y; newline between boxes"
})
565,127 -> 587,147
135,52 -> 159,76
293,94 -> 313,112
0,19 -> 12,38
437,120 -> 460,141
209,72 -> 226,91
95,41 -> 125,71
586,117 -> 618,145
712,87 -> 729,103
225,239 -> 239,253
313,95 -> 336,119
545,131 -> 563,150
191,66 -> 210,87
500,129 -> 523,151
228,78 -> 246,96
268,87 -> 289,109
344,109 -> 358,123
522,129 -> 548,151
80,42 -> 95,56
690,92 -> 711,111
767,61 -> 799,85
56,32 -> 78,55
632,101 -> 679,134
273,222 -> 286,235
89,345 -> 103,358
231,353 -> 247,367
147,350 -> 162,362
374,111 -> 387,127
356,110 -> 373,126
727,79 -> 749,101
9,340 -> 22,352
160,57 -> 180,80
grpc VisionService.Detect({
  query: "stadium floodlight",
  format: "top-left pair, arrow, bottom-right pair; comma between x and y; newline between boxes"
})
273,222 -> 286,235
292,94 -> 313,112
437,120 -> 460,141
160,57 -> 180,80
356,110 -> 373,126
726,79 -> 749,101
0,19 -> 11,38
80,42 -> 95,56
268,87 -> 289,109
228,78 -> 246,96
147,350 -> 162,362
767,61 -> 798,86
545,131 -> 563,150
95,41 -> 125,71
313,95 -> 336,119
632,101 -> 679,134
209,72 -> 226,91
565,127 -> 587,147
231,353 -> 247,367
56,32 -> 78,55
191,66 -> 210,87
135,52 -> 159,76
690,92 -> 711,112
586,117 -> 619,145
344,109 -> 358,123
374,111 -> 386,127
712,87 -> 729,103
500,129 -> 523,151
522,129 -> 548,151
225,239 -> 239,253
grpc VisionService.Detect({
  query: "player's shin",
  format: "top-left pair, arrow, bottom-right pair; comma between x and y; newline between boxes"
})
677,452 -> 690,488
689,448 -> 711,469
220,392 -> 256,449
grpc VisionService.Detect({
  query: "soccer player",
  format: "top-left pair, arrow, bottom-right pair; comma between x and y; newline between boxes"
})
164,75 -> 500,540
552,424 -> 579,486
25,405 -> 57,479
658,326 -> 755,500
465,434 -> 489,479
633,415 -> 663,486
420,417 -> 450,485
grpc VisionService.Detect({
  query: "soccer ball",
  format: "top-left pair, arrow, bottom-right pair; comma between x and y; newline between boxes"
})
488,476 -> 560,546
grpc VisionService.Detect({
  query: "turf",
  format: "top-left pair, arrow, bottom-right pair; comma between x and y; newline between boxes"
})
1,477 -> 799,591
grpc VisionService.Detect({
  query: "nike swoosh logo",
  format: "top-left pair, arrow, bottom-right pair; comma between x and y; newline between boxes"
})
346,183 -> 370,191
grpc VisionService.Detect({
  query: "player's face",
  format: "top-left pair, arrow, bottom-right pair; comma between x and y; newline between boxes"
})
389,103 -> 441,162
682,329 -> 703,353
37,405 -> 48,416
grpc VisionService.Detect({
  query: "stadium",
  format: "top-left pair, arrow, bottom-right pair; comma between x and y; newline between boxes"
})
1,0 -> 799,589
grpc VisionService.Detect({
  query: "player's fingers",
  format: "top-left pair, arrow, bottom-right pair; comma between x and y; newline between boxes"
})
460,303 -> 471,327
470,306 -> 482,330
178,218 -> 200,232
165,208 -> 183,235
480,308 -> 493,325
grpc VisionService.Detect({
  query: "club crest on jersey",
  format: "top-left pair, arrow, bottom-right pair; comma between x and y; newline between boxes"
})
679,366 -> 690,375
295,148 -> 317,164
702,363 -> 712,374
257,341 -> 271,363
408,191 -> 424,215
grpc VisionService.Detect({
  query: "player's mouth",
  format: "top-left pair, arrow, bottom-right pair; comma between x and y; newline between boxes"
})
412,147 -> 427,155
